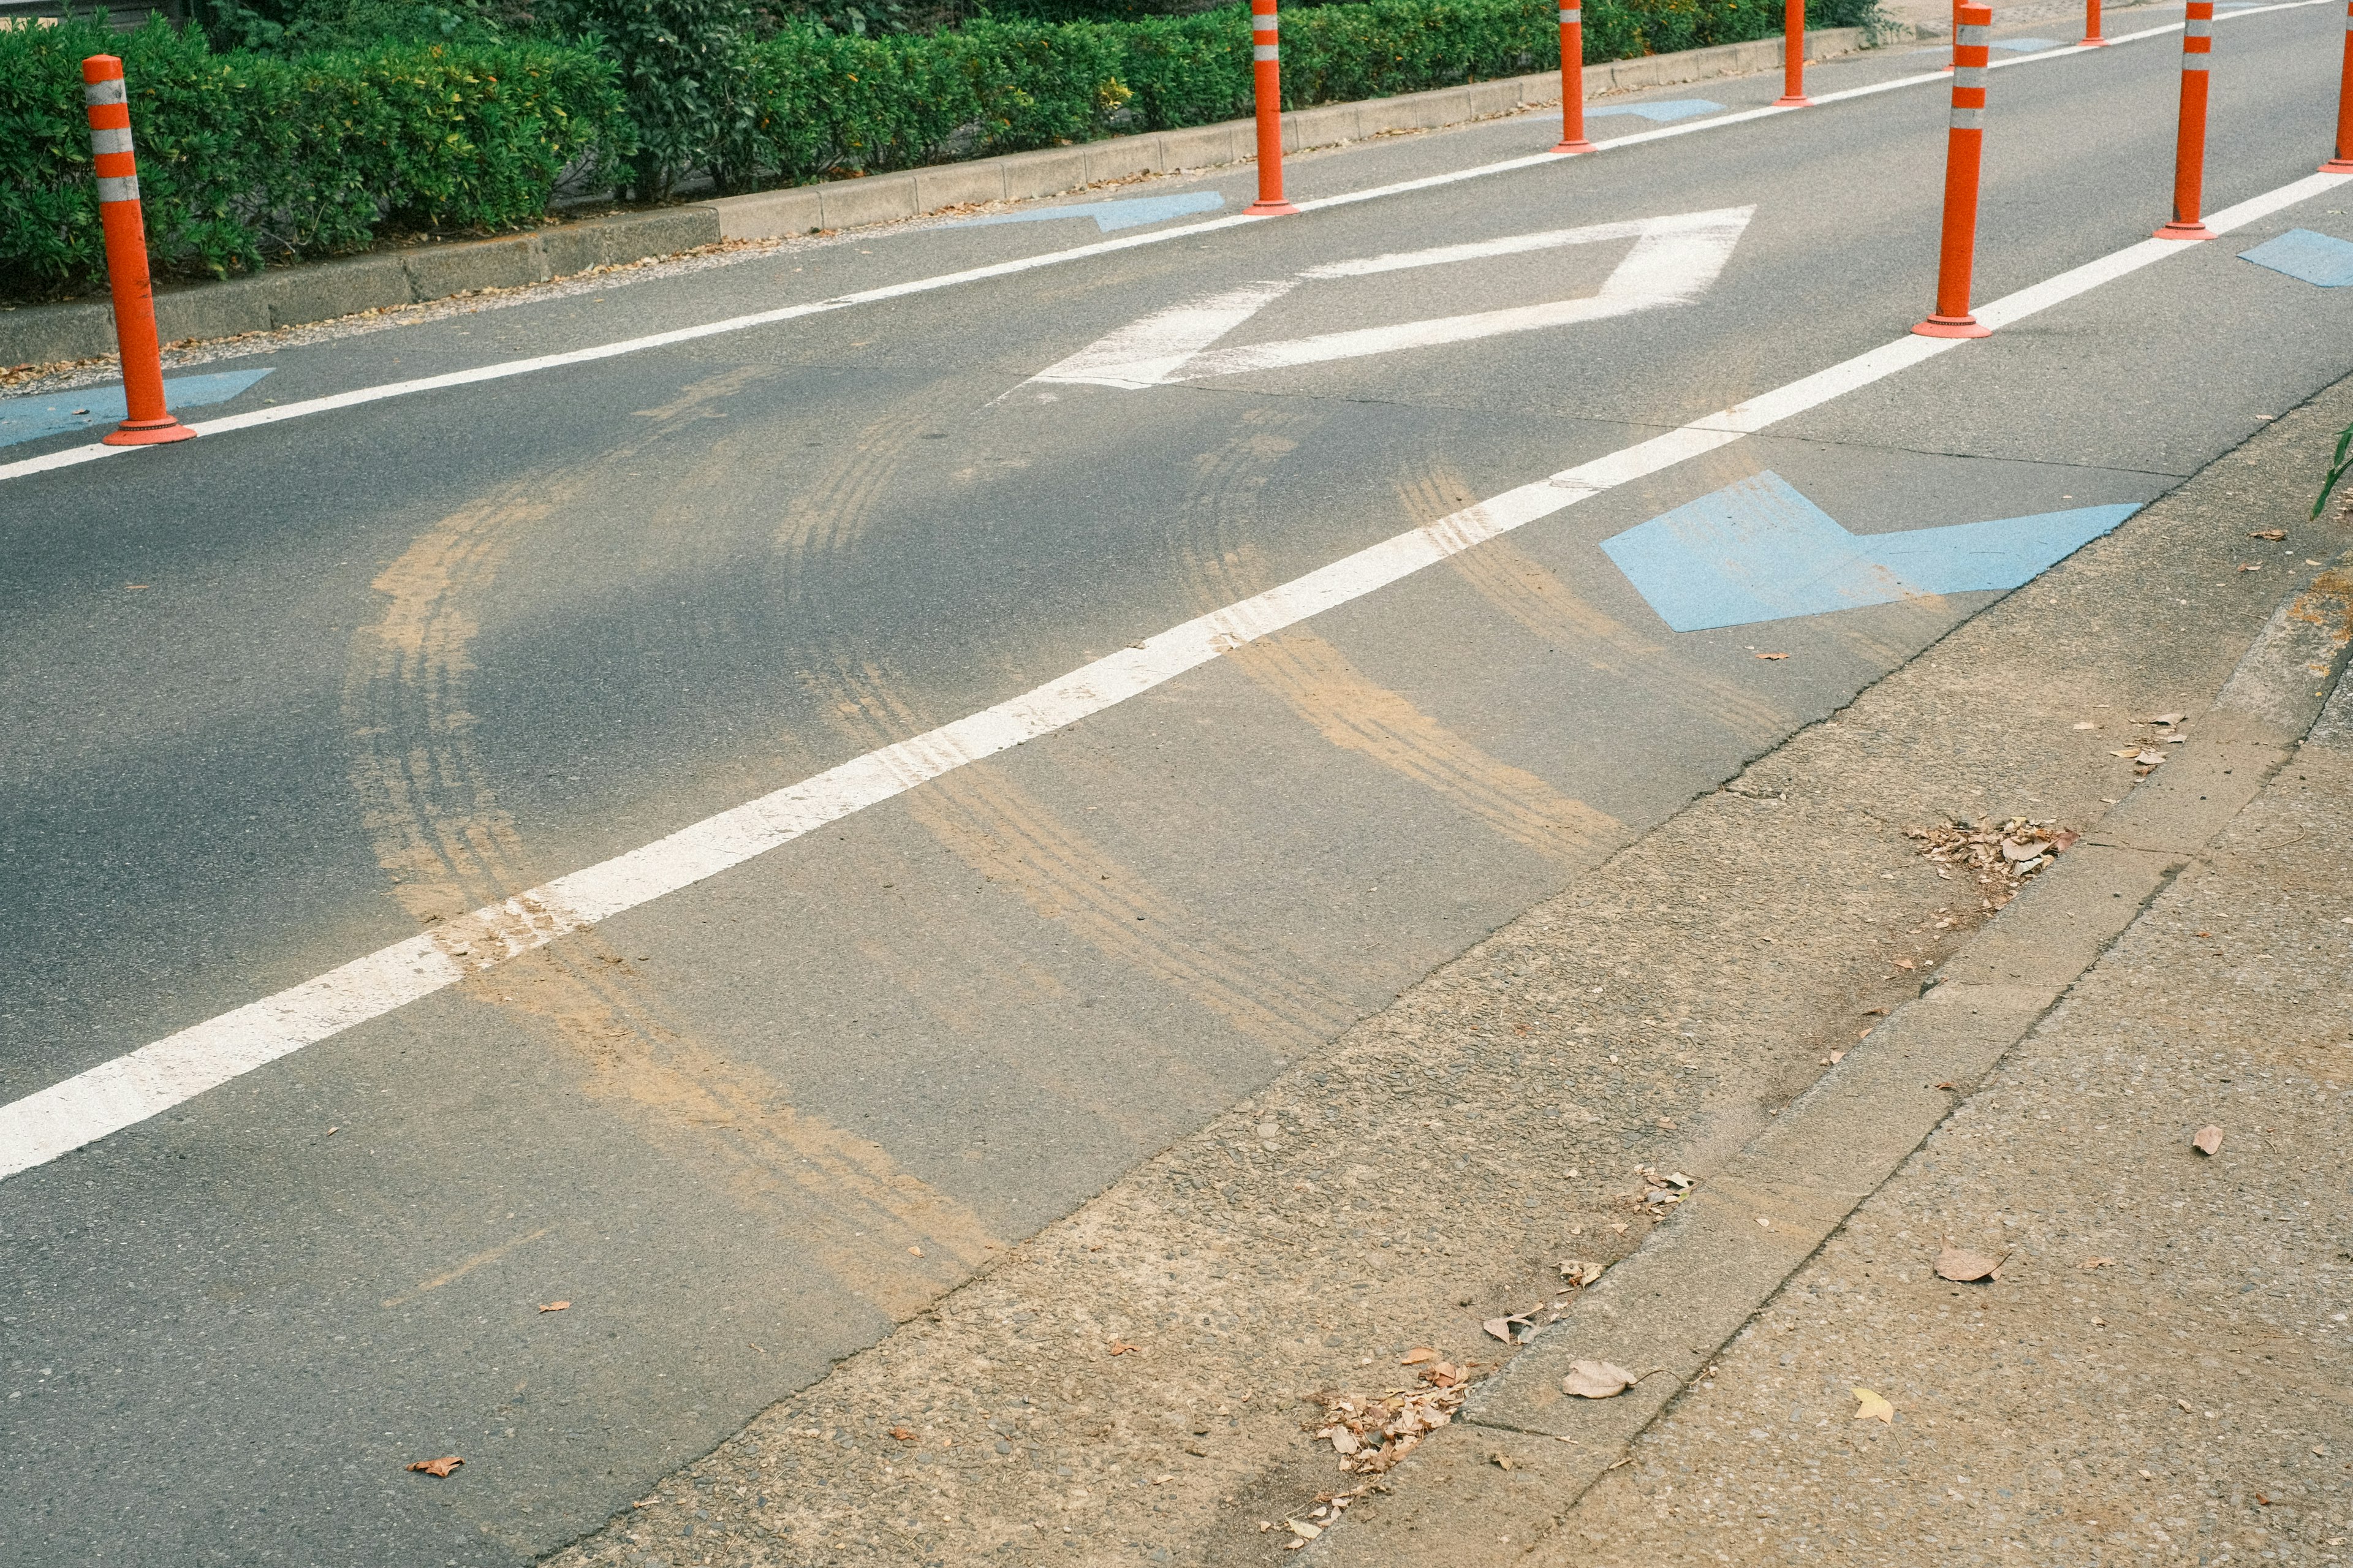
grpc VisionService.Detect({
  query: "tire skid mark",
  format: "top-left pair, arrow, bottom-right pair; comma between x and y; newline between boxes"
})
822,656 -> 1354,1053
344,369 -> 1000,1320
1177,430 -> 1620,865
773,394 -> 957,580
1401,463 -> 1792,746
1229,628 -> 1621,863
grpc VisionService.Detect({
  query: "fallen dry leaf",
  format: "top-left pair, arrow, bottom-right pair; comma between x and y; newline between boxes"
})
1755,651 -> 1790,661
1108,1339 -> 1142,1356
1934,1080 -> 1960,1090
1490,1451 -> 1516,1471
1934,1237 -> 2006,1282
1400,1347 -> 1437,1366
889,1426 -> 917,1442
1286,1518 -> 1322,1540
1561,1360 -> 1641,1399
2237,563 -> 2262,573
2250,529 -> 2287,540
1483,1312 -> 1535,1344
1852,1387 -> 1894,1424
407,1456 -> 463,1478
2079,1257 -> 2117,1270
537,1301 -> 569,1314
2193,1125 -> 2224,1156
907,1246 -> 923,1257
1559,1259 -> 1604,1287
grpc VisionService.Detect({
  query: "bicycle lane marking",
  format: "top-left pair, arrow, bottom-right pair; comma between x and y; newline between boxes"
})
0,0 -> 2320,490
2,163 -> 2343,1184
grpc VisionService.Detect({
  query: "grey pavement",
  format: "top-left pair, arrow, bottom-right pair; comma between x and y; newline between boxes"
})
4,6 -> 2351,1565
1512,612 -> 2353,1568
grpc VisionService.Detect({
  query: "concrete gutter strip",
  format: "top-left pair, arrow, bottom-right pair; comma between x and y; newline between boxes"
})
0,28 -> 1865,371
1304,566 -> 2353,1564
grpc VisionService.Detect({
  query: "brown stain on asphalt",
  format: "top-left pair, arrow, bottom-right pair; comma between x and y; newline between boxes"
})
1231,629 -> 1620,864
1173,433 -> 1621,863
823,659 -> 1356,1054
344,368 -> 1000,1321
1403,463 -> 1794,746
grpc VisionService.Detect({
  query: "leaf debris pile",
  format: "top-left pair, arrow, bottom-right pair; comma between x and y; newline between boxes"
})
1905,817 -> 2079,909
1311,1357 -> 1472,1477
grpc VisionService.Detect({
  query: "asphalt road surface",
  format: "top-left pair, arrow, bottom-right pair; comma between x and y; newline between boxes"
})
6,7 -> 2352,1562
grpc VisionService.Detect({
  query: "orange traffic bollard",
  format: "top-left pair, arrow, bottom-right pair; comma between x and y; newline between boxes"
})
2080,0 -> 2110,46
82,55 -> 192,447
1243,0 -> 1298,216
1553,1 -> 1596,153
1914,4 -> 1993,339
1775,0 -> 1812,106
2325,0 -> 2353,172
2156,0 -> 2218,239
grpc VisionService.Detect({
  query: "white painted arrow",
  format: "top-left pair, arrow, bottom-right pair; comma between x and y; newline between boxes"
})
1027,205 -> 1755,391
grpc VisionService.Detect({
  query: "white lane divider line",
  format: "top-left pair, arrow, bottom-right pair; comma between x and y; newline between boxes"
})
1026,207 -> 1753,390
0,0 -> 2319,491
2,166 -> 2344,1186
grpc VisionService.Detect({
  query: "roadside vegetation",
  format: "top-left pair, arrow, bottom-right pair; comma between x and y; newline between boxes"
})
1,0 -> 1879,299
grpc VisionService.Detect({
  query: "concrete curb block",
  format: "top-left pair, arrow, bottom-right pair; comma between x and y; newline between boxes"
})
1306,551 -> 2353,1566
708,28 -> 1866,241
0,206 -> 723,370
0,27 -> 1865,370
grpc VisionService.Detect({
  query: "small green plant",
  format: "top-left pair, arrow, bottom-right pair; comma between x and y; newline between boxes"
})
2316,422 -> 2353,520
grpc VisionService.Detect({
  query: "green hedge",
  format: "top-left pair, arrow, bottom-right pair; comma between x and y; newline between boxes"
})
3,0 -> 1873,300
0,17 -> 631,297
725,0 -> 1874,185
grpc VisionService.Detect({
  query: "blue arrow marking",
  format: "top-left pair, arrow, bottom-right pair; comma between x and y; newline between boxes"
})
951,190 -> 1225,234
2237,229 -> 2353,288
1588,99 -> 1722,124
0,367 -> 273,450
1599,471 -> 2139,632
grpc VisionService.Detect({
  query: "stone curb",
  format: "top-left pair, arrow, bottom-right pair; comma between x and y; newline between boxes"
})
705,27 -> 1867,242
1305,554 -> 2353,1565
0,26 -> 1866,372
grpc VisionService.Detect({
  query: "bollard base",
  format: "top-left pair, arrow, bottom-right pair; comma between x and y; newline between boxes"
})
1772,94 -> 1813,107
1550,138 -> 1597,154
101,417 -> 196,447
2078,34 -> 2109,44
2322,157 -> 2353,173
1912,313 -> 1990,339
2153,219 -> 2217,241
1243,199 -> 1300,216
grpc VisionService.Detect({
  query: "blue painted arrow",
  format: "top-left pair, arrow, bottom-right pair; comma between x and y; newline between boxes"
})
951,189 -> 1224,235
0,367 -> 273,450
1599,471 -> 2139,632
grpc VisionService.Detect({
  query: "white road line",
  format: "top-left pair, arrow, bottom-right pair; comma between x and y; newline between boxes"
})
2,166 -> 2344,1186
0,0 -> 2318,490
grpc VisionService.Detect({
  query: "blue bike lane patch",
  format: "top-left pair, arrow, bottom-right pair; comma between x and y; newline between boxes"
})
2237,229 -> 2353,288
949,189 -> 1226,233
0,367 -> 274,449
1600,471 -> 2139,632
